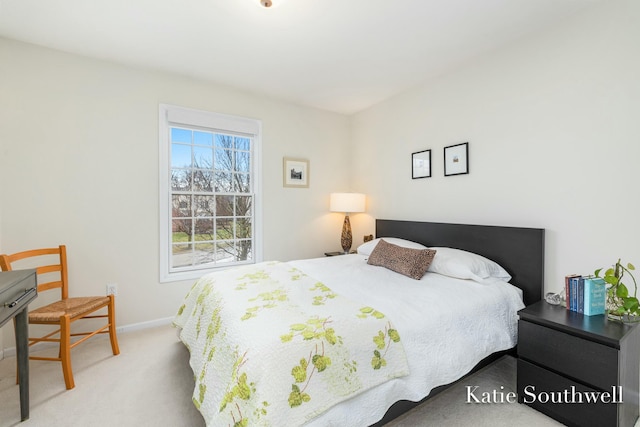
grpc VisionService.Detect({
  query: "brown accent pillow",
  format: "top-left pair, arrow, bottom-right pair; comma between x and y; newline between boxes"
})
367,239 -> 437,280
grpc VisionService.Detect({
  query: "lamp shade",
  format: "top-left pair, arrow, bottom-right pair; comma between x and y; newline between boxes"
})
330,193 -> 366,213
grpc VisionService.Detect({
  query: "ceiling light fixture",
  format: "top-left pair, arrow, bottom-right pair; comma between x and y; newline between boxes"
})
257,0 -> 288,9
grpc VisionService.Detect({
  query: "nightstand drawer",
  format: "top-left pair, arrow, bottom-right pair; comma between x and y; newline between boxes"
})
518,359 -> 618,427
519,320 -> 618,390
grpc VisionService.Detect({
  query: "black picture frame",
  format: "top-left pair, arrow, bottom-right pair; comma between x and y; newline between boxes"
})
444,142 -> 469,176
412,149 -> 431,179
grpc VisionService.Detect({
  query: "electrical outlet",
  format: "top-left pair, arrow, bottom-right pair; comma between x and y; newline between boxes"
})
106,283 -> 118,296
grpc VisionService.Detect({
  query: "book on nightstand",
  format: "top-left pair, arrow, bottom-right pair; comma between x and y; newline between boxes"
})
569,275 -> 582,311
577,276 -> 585,313
565,274 -> 580,311
583,277 -> 606,316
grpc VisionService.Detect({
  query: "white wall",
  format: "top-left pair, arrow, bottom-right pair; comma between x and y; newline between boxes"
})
0,38 -> 351,349
351,0 -> 640,294
2,0 -> 638,353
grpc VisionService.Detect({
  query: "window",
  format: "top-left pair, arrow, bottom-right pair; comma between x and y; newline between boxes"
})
159,104 -> 262,282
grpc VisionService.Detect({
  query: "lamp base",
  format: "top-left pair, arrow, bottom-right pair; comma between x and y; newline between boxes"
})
341,215 -> 353,253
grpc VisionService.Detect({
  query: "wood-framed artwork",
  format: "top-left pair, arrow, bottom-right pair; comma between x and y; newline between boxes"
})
444,142 -> 469,176
283,157 -> 309,188
412,149 -> 431,179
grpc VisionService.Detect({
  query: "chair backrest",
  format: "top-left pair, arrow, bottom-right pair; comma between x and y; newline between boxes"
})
0,245 -> 69,299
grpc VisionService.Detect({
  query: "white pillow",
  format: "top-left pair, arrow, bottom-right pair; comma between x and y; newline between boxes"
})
427,247 -> 511,282
357,238 -> 427,256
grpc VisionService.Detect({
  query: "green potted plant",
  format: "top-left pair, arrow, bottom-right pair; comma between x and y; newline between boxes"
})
595,259 -> 638,322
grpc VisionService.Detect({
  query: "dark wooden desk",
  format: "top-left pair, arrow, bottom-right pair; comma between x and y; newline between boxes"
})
0,270 -> 38,421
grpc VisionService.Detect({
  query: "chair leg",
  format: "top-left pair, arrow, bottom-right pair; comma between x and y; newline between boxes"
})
108,295 -> 120,356
60,315 -> 75,390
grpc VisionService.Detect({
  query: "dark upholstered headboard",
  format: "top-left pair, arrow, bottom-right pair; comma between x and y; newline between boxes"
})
375,219 -> 545,306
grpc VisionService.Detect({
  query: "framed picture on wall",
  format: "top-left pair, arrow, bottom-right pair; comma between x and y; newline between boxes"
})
412,149 -> 432,179
444,142 -> 469,176
283,157 -> 309,188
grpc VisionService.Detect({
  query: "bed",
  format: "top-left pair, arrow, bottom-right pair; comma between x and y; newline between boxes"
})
174,219 -> 545,426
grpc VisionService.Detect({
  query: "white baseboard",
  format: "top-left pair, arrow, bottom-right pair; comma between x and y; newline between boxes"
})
115,316 -> 174,334
1,316 -> 175,360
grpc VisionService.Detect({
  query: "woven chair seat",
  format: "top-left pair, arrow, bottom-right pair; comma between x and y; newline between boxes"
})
29,296 -> 110,322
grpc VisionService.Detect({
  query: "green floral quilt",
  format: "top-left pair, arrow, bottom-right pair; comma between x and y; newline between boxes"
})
174,261 -> 409,427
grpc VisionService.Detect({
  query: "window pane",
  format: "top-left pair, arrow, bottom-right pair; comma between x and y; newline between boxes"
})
216,196 -> 234,217
195,218 -> 214,240
234,173 -> 250,193
193,169 -> 213,192
236,196 -> 252,217
171,143 -> 192,168
193,146 -> 212,168
215,134 -> 233,148
194,195 -> 214,217
194,243 -> 214,265
216,218 -> 234,240
215,242 -> 235,263
215,148 -> 233,171
236,217 -> 252,239
236,151 -> 250,173
237,240 -> 252,262
172,195 -> 192,217
213,172 -> 232,192
235,137 -> 250,151
171,128 -> 192,143
172,219 -> 192,242
171,169 -> 191,191
194,131 -> 213,146
171,244 -> 194,268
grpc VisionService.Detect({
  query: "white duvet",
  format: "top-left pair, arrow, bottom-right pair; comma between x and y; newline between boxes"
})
288,254 -> 525,426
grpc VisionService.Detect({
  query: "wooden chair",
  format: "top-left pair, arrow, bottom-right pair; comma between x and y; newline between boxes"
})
0,245 -> 119,389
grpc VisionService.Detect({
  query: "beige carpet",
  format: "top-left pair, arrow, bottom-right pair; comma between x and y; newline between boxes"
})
0,325 -> 570,426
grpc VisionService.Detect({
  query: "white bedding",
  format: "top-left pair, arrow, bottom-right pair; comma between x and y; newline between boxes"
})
176,253 -> 525,427
289,254 -> 525,426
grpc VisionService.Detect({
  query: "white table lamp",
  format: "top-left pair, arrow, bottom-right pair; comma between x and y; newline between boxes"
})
330,193 -> 366,253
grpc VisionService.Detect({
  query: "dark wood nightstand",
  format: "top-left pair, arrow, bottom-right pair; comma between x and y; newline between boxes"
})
517,301 -> 640,427
324,251 -> 356,256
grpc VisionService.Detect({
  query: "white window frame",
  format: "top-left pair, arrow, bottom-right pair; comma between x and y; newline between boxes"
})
159,104 -> 263,282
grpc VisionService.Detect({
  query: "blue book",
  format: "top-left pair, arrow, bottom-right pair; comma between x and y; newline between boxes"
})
577,276 -> 584,313
583,277 -> 606,316
570,276 -> 581,311
569,277 -> 574,311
